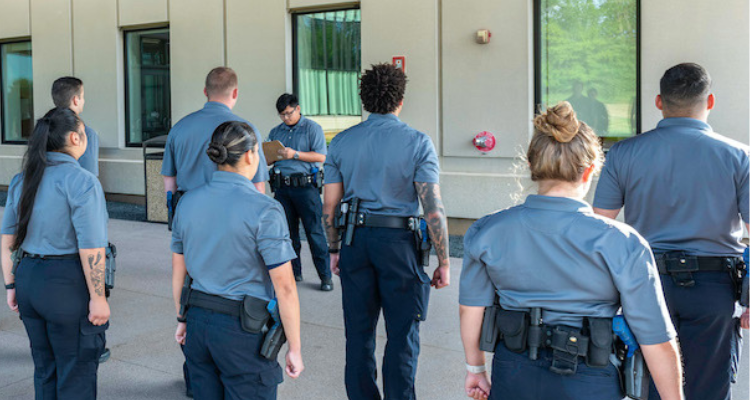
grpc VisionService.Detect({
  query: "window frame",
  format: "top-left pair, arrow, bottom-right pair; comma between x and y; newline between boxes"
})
533,0 -> 642,138
123,26 -> 171,148
0,39 -> 34,145
291,6 -> 362,117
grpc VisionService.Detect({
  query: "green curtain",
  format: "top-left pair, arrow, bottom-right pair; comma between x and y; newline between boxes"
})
297,9 -> 361,116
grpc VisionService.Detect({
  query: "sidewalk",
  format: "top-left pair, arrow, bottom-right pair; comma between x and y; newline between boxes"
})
0,216 -> 747,399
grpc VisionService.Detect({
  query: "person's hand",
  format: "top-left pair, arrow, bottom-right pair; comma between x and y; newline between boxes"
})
6,288 -> 18,313
88,297 -> 110,326
330,253 -> 340,276
432,264 -> 450,289
175,322 -> 187,345
741,309 -> 749,330
278,147 -> 296,160
465,371 -> 491,399
285,348 -> 304,378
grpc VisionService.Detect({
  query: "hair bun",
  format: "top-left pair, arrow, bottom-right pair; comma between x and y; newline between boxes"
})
206,143 -> 228,164
533,101 -> 580,143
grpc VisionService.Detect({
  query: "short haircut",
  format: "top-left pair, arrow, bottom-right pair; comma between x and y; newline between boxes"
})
359,63 -> 407,114
51,77 -> 83,108
205,67 -> 238,98
276,93 -> 299,113
660,63 -> 711,110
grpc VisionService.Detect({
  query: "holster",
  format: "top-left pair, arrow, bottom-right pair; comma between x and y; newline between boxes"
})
105,243 -> 117,291
269,168 -> 282,193
479,304 -> 500,352
241,295 -> 271,334
623,349 -> 650,399
178,274 -> 193,320
415,219 -> 431,267
168,190 -> 185,231
731,258 -> 747,304
260,300 -> 287,360
11,249 -> 22,276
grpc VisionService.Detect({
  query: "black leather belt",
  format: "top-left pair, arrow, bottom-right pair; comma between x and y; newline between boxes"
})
280,174 -> 314,188
654,254 -> 739,275
354,214 -> 419,231
22,252 -> 79,260
187,290 -> 242,317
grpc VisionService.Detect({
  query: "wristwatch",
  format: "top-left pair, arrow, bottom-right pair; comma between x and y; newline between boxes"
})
466,363 -> 487,374
177,315 -> 187,323
5,283 -> 15,290
293,151 -> 300,160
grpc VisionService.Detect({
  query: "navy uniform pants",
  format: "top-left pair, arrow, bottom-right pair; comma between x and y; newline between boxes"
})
649,271 -> 737,400
488,343 -> 622,400
339,227 -> 431,400
15,258 -> 107,400
184,306 -> 284,400
274,186 -> 330,280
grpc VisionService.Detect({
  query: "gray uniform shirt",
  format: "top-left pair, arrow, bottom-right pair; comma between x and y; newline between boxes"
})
594,118 -> 750,256
324,113 -> 440,216
171,171 -> 297,302
460,195 -> 676,346
267,116 -> 327,175
161,102 -> 269,191
1,152 -> 109,254
78,125 -> 99,176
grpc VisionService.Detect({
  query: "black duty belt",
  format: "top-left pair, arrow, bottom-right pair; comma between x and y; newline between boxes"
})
279,174 -> 315,188
654,254 -> 739,275
187,290 -> 242,317
353,214 -> 419,231
22,252 -> 79,260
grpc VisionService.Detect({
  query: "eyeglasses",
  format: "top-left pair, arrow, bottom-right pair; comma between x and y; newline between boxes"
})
279,109 -> 298,119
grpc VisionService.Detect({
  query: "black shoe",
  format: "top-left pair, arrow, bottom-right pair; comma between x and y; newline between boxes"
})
295,275 -> 303,282
320,280 -> 334,291
99,348 -> 111,364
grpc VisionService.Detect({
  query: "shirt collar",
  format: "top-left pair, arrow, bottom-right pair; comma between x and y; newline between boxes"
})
656,117 -> 712,132
367,113 -> 400,123
46,152 -> 78,165
203,101 -> 232,112
523,195 -> 592,214
282,115 -> 307,132
211,171 -> 256,190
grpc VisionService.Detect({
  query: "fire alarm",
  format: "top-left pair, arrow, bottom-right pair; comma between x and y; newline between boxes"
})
476,29 -> 491,44
392,56 -> 406,72
473,131 -> 496,152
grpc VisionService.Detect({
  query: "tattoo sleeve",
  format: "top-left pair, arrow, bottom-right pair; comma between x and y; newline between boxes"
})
415,182 -> 449,266
87,251 -> 105,296
323,212 -> 340,251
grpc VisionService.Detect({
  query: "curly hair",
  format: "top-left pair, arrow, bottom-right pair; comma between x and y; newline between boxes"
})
359,63 -> 407,114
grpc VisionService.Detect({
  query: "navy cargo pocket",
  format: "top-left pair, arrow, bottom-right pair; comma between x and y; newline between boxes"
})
412,263 -> 431,321
79,319 -> 108,362
258,364 -> 284,387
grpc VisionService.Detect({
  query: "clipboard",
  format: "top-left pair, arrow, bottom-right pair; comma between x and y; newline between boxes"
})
263,140 -> 285,165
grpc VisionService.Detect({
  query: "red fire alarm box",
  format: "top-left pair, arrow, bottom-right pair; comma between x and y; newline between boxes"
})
393,56 -> 406,72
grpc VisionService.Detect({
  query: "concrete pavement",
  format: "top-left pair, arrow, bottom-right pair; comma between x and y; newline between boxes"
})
0,216 -> 748,399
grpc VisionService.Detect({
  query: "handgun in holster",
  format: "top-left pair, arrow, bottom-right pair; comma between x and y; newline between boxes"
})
269,168 -> 282,193
104,243 -> 117,297
179,274 -> 193,321
167,190 -> 184,231
479,298 -> 501,352
737,248 -> 748,307
311,167 -> 324,194
416,219 -> 432,267
11,249 -> 22,276
340,198 -> 360,246
260,299 -> 287,360
613,315 -> 650,400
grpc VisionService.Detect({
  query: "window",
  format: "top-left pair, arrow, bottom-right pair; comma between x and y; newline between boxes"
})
1,41 -> 33,143
535,0 -> 640,149
125,28 -> 170,146
294,9 -> 362,142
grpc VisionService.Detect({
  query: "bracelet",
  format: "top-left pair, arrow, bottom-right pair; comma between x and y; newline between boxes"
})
5,283 -> 15,290
466,363 -> 486,374
328,248 -> 340,254
177,316 -> 187,323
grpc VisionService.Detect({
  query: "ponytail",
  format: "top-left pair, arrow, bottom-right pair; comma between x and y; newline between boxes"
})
13,108 -> 82,250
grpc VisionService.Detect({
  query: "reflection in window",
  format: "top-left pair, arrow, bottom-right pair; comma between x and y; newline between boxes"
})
125,28 -> 171,146
1,41 -> 33,143
537,0 -> 638,148
295,9 -> 361,141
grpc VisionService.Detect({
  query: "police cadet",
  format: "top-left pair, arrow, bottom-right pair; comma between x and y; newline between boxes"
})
268,93 -> 332,290
323,63 -> 451,400
171,121 -> 303,400
161,66 -> 268,396
593,63 -> 750,400
459,102 -> 684,400
52,77 -> 100,176
1,107 -> 110,399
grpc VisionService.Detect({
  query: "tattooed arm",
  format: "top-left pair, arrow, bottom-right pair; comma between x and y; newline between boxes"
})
79,247 -> 110,326
323,183 -> 344,274
415,182 -> 451,289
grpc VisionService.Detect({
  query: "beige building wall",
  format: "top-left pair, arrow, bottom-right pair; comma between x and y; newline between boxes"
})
0,0 -> 747,220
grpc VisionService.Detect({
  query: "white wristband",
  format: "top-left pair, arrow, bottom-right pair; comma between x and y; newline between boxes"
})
466,363 -> 486,374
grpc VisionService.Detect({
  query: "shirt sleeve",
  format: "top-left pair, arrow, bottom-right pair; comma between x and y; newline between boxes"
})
324,139 -> 343,184
736,148 -> 749,224
170,203 -> 184,254
459,221 -> 496,307
1,174 -> 22,235
414,134 -> 440,184
161,132 -> 177,177
593,145 -> 625,210
310,122 -> 327,156
69,175 -> 109,249
251,127 -> 270,183
256,202 -> 297,266
83,127 -> 100,177
609,231 -> 676,345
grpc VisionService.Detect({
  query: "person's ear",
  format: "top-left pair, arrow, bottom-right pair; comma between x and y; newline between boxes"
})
655,95 -> 663,111
204,88 -> 209,98
69,131 -> 82,147
232,88 -> 239,100
706,93 -> 715,111
582,164 -> 596,183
